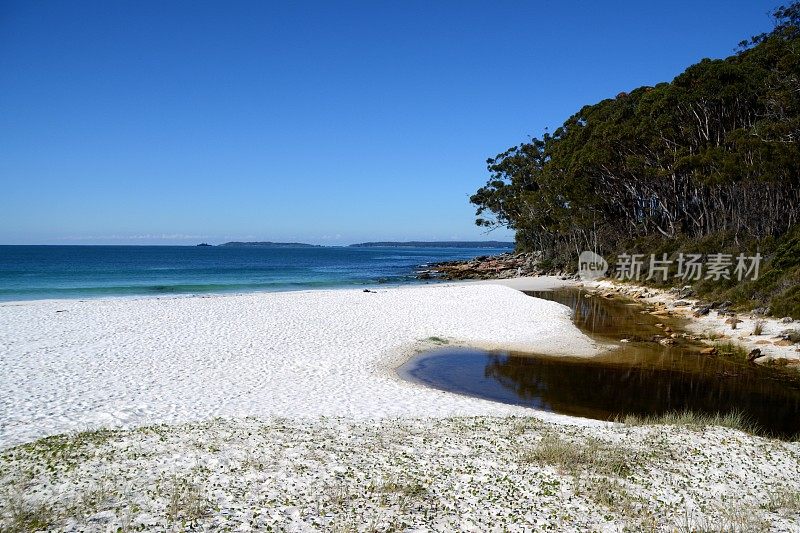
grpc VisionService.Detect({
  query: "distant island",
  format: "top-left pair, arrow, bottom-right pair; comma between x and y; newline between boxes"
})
217,241 -> 322,248
349,241 -> 514,248
196,243 -> 212,247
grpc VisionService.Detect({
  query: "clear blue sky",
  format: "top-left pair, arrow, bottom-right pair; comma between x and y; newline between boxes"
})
0,0 -> 778,245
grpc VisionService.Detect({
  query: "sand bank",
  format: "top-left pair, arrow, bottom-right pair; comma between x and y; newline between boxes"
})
0,280 -> 597,448
586,279 -> 800,364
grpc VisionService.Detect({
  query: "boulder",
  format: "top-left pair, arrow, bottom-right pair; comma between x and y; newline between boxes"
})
747,348 -> 765,362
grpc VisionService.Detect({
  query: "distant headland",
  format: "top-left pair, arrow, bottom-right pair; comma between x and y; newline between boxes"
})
198,241 -> 515,248
348,241 -> 514,248
215,242 -> 322,248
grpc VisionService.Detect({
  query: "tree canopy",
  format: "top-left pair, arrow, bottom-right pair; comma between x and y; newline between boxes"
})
471,3 -> 800,263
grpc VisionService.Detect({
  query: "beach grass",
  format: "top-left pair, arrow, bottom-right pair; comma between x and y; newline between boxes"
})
616,409 -> 759,434
711,340 -> 750,359
521,432 -> 635,477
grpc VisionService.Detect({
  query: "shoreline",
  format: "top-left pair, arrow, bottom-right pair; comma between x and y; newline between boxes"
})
433,253 -> 800,366
0,278 -> 598,449
0,274 -> 571,308
3,273 -> 796,450
584,279 -> 800,366
0,280 -> 443,307
3,277 -> 800,530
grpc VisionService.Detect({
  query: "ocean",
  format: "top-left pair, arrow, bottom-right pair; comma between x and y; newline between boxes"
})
0,245 -> 510,301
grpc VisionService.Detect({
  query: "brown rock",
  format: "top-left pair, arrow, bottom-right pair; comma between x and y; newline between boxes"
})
725,317 -> 743,329
700,347 -> 718,355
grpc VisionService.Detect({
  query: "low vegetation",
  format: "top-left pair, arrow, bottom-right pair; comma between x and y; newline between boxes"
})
522,432 -> 635,477
2,417 -> 798,531
711,340 -> 750,359
617,409 -> 759,434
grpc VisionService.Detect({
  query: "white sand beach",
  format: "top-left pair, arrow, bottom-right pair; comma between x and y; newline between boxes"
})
2,280 -> 800,531
0,280 -> 598,448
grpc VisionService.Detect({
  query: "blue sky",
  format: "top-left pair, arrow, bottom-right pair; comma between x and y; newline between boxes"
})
0,0 -> 779,245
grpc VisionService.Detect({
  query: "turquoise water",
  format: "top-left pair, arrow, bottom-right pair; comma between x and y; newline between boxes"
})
0,245 -> 509,301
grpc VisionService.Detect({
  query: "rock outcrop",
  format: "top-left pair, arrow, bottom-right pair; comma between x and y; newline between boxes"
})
417,252 -> 545,280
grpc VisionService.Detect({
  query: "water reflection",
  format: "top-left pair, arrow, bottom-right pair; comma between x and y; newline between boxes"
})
401,289 -> 800,438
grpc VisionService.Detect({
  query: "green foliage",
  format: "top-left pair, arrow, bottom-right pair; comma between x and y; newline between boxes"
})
772,231 -> 800,271
771,285 -> 800,318
608,227 -> 800,315
471,3 -> 800,314
522,432 -> 635,477
713,340 -> 750,359
619,409 -> 758,434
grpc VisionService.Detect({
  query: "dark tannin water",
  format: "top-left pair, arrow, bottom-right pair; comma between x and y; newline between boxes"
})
401,289 -> 800,438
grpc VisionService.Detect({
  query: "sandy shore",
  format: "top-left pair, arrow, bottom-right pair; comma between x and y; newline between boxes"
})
0,279 -> 598,448
2,278 -> 800,531
585,279 -> 800,365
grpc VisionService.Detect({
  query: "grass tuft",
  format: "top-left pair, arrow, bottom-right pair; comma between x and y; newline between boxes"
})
712,340 -> 749,359
617,409 -> 758,434
165,475 -> 210,526
760,489 -> 800,514
784,329 -> 800,343
2,497 -> 58,533
522,433 -> 634,477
